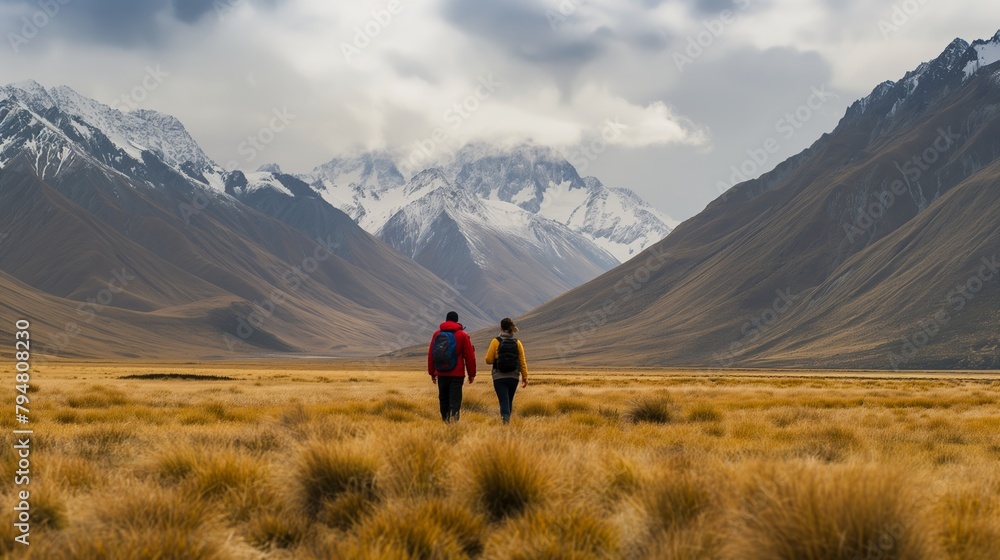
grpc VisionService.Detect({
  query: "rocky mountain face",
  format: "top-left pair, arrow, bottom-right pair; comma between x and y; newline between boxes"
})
511,31 -> 1000,370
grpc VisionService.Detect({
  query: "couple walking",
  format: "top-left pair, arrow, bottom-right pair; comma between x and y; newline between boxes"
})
427,311 -> 528,424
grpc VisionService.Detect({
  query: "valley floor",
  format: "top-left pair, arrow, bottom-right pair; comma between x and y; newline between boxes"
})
3,361 -> 999,558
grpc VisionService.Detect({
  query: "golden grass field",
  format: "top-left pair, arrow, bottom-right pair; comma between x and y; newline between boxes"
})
2,361 -> 999,559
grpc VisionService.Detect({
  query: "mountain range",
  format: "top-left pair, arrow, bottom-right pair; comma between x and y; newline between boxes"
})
293,145 -> 674,318
500,30 -> 1000,370
0,80 -> 672,358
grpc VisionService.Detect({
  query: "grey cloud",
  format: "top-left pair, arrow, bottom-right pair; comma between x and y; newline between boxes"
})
0,0 -> 283,48
441,0 -> 608,67
692,0 -> 740,15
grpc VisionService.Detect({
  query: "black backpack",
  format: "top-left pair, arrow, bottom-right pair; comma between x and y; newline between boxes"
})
495,337 -> 520,374
432,331 -> 458,371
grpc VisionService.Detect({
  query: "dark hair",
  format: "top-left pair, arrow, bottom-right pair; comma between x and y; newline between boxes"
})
446,311 -> 459,322
500,317 -> 518,333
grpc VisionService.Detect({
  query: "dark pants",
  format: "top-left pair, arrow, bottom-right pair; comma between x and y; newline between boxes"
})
437,376 -> 464,423
493,378 -> 519,424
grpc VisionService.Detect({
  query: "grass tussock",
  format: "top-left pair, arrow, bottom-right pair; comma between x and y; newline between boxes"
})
66,386 -> 130,408
467,438 -> 550,521
727,463 -> 936,560
486,506 -> 620,559
687,403 -> 723,422
356,499 -> 487,559
295,441 -> 380,526
939,490 -> 1000,559
189,450 -> 266,498
381,430 -> 449,498
798,425 -> 864,462
519,400 -> 555,417
627,396 -> 673,424
28,487 -> 68,531
245,507 -> 311,551
640,469 -> 715,534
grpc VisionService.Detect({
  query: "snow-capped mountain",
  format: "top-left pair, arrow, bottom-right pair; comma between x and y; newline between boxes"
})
1,79 -> 675,322
0,80 -> 226,191
847,31 -> 1000,123
303,143 -> 676,263
0,81 -> 495,356
309,152 -> 406,224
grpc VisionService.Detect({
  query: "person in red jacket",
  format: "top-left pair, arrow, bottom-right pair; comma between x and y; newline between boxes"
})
428,311 -> 476,422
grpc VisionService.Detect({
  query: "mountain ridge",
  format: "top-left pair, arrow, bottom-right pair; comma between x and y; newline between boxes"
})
499,29 -> 1000,370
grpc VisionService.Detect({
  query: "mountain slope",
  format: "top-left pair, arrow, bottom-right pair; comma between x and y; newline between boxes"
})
512,31 -> 1000,370
0,82 -> 491,358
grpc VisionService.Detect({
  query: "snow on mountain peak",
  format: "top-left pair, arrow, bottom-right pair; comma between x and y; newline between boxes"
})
34,83 -> 215,172
5,80 -> 55,110
964,30 -> 1000,79
302,143 -> 675,263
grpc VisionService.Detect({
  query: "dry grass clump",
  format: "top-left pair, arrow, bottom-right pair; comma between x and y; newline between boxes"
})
938,489 -> 1000,559
189,450 -> 266,498
245,507 -> 312,551
356,499 -> 487,559
626,397 -> 673,424
797,425 -> 864,462
295,441 -> 380,527
28,487 -> 68,531
639,469 -> 715,534
301,536 -> 418,560
27,485 -> 225,560
372,396 -> 423,419
687,403 -> 723,422
381,429 -> 450,498
76,425 -> 136,459
726,463 -> 936,560
65,386 -> 130,408
518,400 -> 555,417
467,438 -> 551,521
484,505 -> 620,559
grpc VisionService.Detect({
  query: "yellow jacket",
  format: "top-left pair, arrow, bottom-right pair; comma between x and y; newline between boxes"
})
485,336 -> 528,380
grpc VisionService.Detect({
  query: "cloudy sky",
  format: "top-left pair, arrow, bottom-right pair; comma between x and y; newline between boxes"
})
1,0 -> 996,220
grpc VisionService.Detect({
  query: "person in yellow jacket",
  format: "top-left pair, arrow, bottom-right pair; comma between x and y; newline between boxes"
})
484,317 -> 528,424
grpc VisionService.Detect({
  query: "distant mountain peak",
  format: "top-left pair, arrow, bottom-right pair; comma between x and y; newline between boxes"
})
847,31 -> 1000,123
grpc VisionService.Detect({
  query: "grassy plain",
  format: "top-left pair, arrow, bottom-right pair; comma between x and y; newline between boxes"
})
1,361 -> 999,559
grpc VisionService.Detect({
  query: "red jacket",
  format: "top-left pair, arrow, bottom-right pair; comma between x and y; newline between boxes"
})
428,321 -> 476,379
